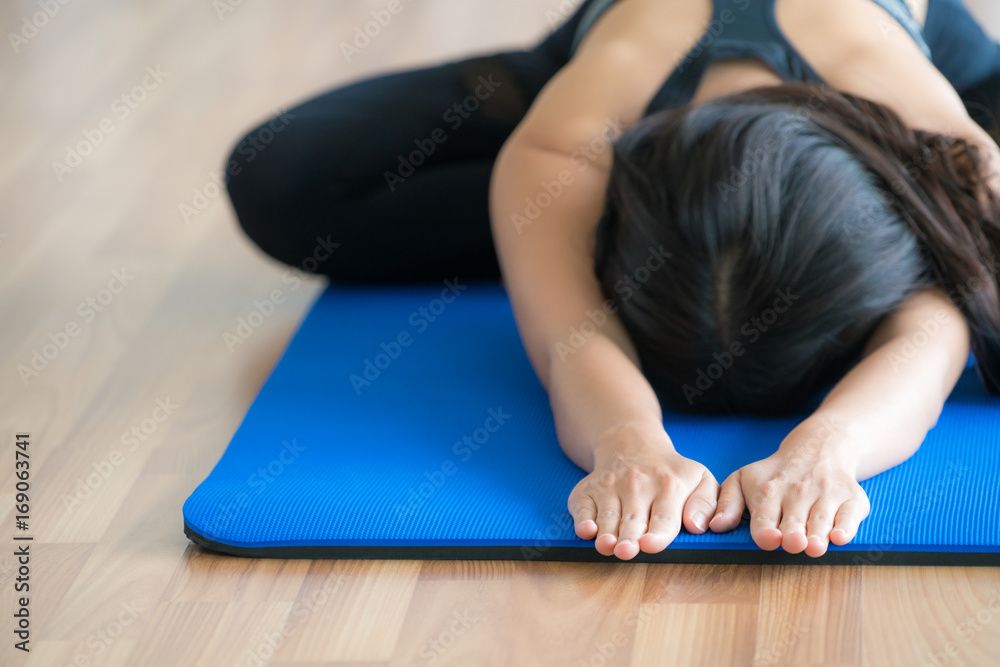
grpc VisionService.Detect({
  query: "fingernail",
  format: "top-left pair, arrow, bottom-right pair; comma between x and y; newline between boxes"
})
693,511 -> 707,531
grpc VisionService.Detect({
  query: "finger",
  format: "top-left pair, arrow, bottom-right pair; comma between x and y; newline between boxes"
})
777,483 -> 816,555
709,471 -> 744,532
804,498 -> 839,558
613,470 -> 660,560
637,485 -> 685,554
568,492 -> 598,540
747,479 -> 783,551
682,472 -> 720,534
830,496 -> 870,546
593,493 -> 623,557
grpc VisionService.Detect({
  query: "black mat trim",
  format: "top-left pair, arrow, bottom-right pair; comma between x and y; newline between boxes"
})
185,523 -> 1000,566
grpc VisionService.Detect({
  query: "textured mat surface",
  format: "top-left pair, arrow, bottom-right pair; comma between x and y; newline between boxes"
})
183,282 -> 1000,564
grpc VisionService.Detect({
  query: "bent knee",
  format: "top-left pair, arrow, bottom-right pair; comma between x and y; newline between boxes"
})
224,118 -> 288,226
223,114 -> 336,265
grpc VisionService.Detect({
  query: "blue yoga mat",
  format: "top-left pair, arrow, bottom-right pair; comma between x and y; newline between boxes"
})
184,282 -> 1000,564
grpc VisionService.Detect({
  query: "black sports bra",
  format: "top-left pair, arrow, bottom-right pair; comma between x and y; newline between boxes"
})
568,0 -> 932,116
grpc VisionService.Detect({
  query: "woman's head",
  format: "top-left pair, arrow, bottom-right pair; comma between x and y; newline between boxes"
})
593,83 -> 1000,416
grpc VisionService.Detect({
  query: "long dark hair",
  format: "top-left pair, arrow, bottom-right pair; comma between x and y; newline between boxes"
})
593,82 -> 1000,416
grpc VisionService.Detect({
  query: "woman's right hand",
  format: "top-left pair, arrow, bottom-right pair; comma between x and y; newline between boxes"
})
567,422 -> 721,560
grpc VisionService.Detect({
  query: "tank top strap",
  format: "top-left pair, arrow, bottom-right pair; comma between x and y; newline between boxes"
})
569,0 -> 929,61
567,0 -> 932,116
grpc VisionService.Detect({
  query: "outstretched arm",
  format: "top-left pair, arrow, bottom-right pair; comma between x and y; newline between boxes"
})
490,0 -> 725,560
701,0 -> 992,558
710,286 -> 972,557
793,286 -> 972,481
793,0 -> 1000,194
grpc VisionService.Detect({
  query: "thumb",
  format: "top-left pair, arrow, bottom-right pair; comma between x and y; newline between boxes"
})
682,472 -> 720,534
709,470 -> 745,533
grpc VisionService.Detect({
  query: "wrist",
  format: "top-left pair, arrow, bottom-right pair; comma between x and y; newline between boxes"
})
593,420 -> 676,466
775,411 -> 865,478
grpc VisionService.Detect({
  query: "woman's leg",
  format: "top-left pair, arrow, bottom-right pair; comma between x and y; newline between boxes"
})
923,0 -> 1000,133
225,1 -> 600,283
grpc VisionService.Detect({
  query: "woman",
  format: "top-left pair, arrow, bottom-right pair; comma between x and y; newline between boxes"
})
225,0 -> 1000,560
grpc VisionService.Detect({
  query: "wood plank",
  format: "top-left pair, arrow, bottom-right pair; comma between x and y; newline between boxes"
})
2,1 -> 999,665
633,603 -> 757,667
494,562 -> 648,666
862,566 -> 1000,667
757,565 -> 861,666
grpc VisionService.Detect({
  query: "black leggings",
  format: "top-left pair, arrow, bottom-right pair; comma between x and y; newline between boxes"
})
224,0 -> 1000,284
224,2 -> 600,283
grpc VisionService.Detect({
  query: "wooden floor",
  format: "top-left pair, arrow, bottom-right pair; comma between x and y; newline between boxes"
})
2,1 -> 999,665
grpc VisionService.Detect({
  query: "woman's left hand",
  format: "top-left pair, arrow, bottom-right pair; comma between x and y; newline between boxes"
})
706,417 -> 871,557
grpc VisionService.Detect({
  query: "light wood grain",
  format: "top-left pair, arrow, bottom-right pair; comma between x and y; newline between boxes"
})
2,1 -> 999,665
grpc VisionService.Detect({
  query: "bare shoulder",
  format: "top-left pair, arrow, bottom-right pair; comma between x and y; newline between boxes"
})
774,0 -> 930,76
571,0 -> 712,54
510,0 -> 714,154
777,0 -> 1000,192
776,0 -> 966,127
